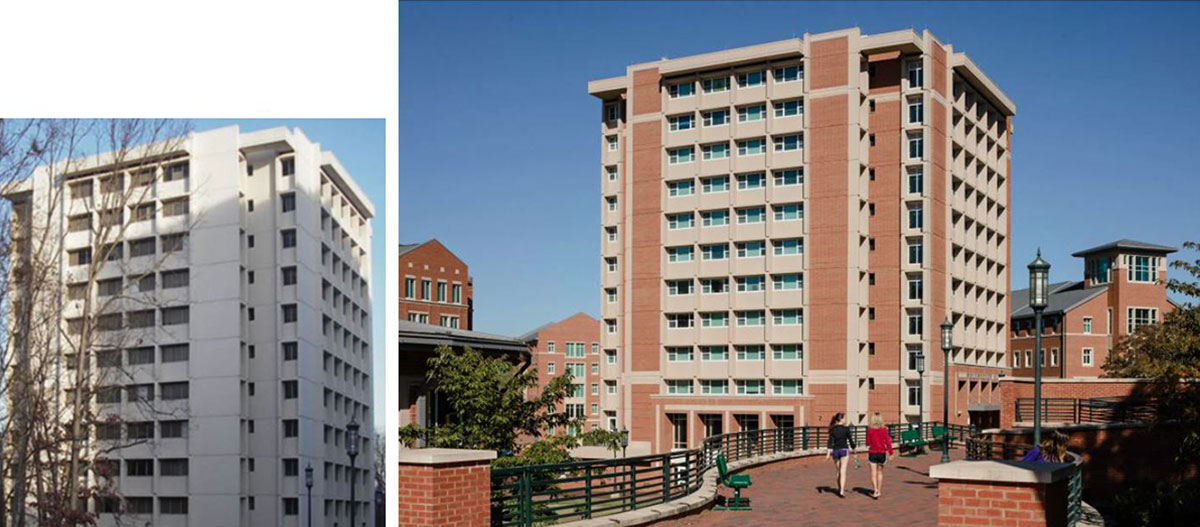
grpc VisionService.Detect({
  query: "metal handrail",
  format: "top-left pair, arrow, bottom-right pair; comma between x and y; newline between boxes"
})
490,421 -> 968,527
1015,396 -> 1156,424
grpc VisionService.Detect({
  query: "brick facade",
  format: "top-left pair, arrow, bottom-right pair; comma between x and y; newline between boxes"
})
937,480 -> 1065,527
400,239 -> 474,329
398,450 -> 494,527
523,313 -> 604,431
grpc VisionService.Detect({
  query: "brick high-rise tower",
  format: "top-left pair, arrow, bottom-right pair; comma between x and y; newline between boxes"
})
589,27 -> 1014,453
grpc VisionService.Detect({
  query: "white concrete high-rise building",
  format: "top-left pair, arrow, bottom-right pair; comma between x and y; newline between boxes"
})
3,125 -> 375,526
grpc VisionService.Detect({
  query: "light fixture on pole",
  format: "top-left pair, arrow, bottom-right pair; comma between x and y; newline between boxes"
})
915,349 -> 927,455
347,419 -> 361,527
940,318 -> 954,463
619,427 -> 629,458
1028,250 -> 1051,447
304,463 -> 314,527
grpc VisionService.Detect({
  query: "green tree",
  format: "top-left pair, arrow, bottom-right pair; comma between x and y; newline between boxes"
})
399,345 -> 623,467
1103,241 -> 1200,525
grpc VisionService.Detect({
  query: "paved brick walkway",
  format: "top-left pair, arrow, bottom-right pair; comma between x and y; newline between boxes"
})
656,449 -> 965,527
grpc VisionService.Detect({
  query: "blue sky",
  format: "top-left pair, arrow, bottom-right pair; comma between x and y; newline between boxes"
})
195,119 -> 387,428
400,2 -> 1200,336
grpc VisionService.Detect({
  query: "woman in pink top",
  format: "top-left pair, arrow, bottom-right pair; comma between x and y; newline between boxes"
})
865,413 -> 894,499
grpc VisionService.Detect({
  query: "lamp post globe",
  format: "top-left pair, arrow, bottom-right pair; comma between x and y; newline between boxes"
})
915,351 -> 926,425
619,427 -> 629,458
940,318 -> 954,463
346,419 -> 360,527
1028,250 -> 1051,447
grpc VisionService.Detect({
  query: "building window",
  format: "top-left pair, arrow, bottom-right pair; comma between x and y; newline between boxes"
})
1127,255 -> 1158,283
736,241 -> 765,259
736,310 -> 765,327
1050,349 -> 1059,367
773,273 -> 802,291
774,168 -> 802,186
908,167 -> 924,194
282,380 -> 298,399
907,132 -> 924,159
773,134 -> 802,152
669,413 -> 689,450
737,104 -> 766,122
908,97 -> 924,124
700,380 -> 728,395
129,237 -> 156,257
1082,348 -> 1093,367
69,180 -> 93,199
283,498 -> 299,516
701,346 -> 728,361
436,282 -> 447,301
701,278 -> 728,294
774,379 -> 802,395
162,197 -> 189,217
773,203 -> 803,221
1127,308 -> 1158,334
774,65 -> 802,83
702,76 -> 729,93
281,266 -> 297,286
908,238 -> 924,265
282,342 -> 298,361
666,313 -> 694,329
161,306 -> 189,326
701,209 -> 729,226
907,384 -> 922,406
606,257 -> 619,271
701,142 -> 729,160
666,279 -> 694,296
737,207 -> 766,224
282,304 -> 298,323
773,344 -> 802,361
126,459 -> 154,477
667,213 -> 695,230
606,166 -> 618,181
774,238 -> 803,256
772,309 -> 802,326
547,362 -> 555,375
606,349 -> 617,364
606,288 -> 617,303
907,61 -> 923,88
666,380 -> 693,395
735,275 -> 765,292
737,138 -> 766,156
668,113 -> 695,132
161,269 -> 189,289
700,311 -> 728,328
164,161 -> 190,182
702,176 -> 729,194
280,158 -> 295,177
737,71 -> 765,87
160,382 -> 189,400
701,243 -> 729,261
736,380 -> 765,395
703,109 -> 729,126
666,246 -> 692,263
282,419 -> 299,438
908,275 -> 923,300
605,319 -> 616,334
666,178 -> 694,195
605,103 -> 619,122
907,311 -> 923,336
281,192 -> 296,213
451,283 -> 462,303
667,82 -> 694,98
908,205 -> 923,229
280,229 -> 297,248
737,172 -> 765,189
736,345 -> 764,361
774,99 -> 803,118
606,135 -> 619,152
421,279 -> 431,299
1083,317 -> 1092,334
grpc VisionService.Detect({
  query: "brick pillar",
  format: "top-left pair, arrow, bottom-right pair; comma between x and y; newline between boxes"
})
398,448 -> 496,527
930,460 -> 1074,527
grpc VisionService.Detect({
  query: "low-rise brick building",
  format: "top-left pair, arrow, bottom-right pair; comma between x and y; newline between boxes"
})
519,313 -> 605,433
1009,239 -> 1176,379
400,239 -> 474,329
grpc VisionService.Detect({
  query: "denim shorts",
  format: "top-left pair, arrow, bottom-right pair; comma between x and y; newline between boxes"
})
832,448 -> 849,460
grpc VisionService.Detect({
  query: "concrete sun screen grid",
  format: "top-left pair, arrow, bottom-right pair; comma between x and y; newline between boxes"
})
3,124 -> 376,526
590,27 -> 1014,454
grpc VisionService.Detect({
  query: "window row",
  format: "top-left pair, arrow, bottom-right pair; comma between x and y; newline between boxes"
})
666,99 -> 803,131
544,341 -> 600,357
67,161 -> 190,200
665,377 -> 804,396
666,65 -> 803,98
66,306 -> 190,333
68,233 -> 187,265
66,198 -> 189,233
95,496 -> 188,515
665,309 -> 803,328
667,135 -> 802,164
69,343 -> 189,370
402,277 -> 466,304
665,205 -> 803,229
661,238 -> 804,263
94,458 -> 189,478
94,382 -> 190,405
666,274 -> 803,295
66,269 -> 189,300
666,344 -> 802,362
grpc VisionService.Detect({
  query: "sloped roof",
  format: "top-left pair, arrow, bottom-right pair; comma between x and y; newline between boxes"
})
398,242 -> 423,257
1011,281 -> 1107,318
1071,239 -> 1177,258
517,312 -> 597,343
398,320 -> 530,359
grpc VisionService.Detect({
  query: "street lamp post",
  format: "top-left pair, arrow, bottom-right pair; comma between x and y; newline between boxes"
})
347,419 -> 360,527
940,319 -> 954,463
1028,250 -> 1051,447
305,463 -> 314,527
915,350 -> 926,454
619,428 -> 630,509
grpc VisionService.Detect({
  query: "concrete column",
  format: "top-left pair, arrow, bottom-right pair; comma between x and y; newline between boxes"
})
398,448 -> 496,527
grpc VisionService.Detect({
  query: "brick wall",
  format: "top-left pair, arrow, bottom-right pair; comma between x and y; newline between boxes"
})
400,240 -> 473,329
997,378 -> 1147,428
938,479 -> 1066,527
398,449 -> 495,527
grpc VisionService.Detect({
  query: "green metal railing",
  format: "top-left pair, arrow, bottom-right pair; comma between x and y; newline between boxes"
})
1015,396 -> 1155,424
490,422 -> 967,527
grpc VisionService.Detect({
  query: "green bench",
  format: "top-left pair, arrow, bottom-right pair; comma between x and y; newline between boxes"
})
932,426 -> 947,450
713,453 -> 751,510
899,428 -> 926,457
